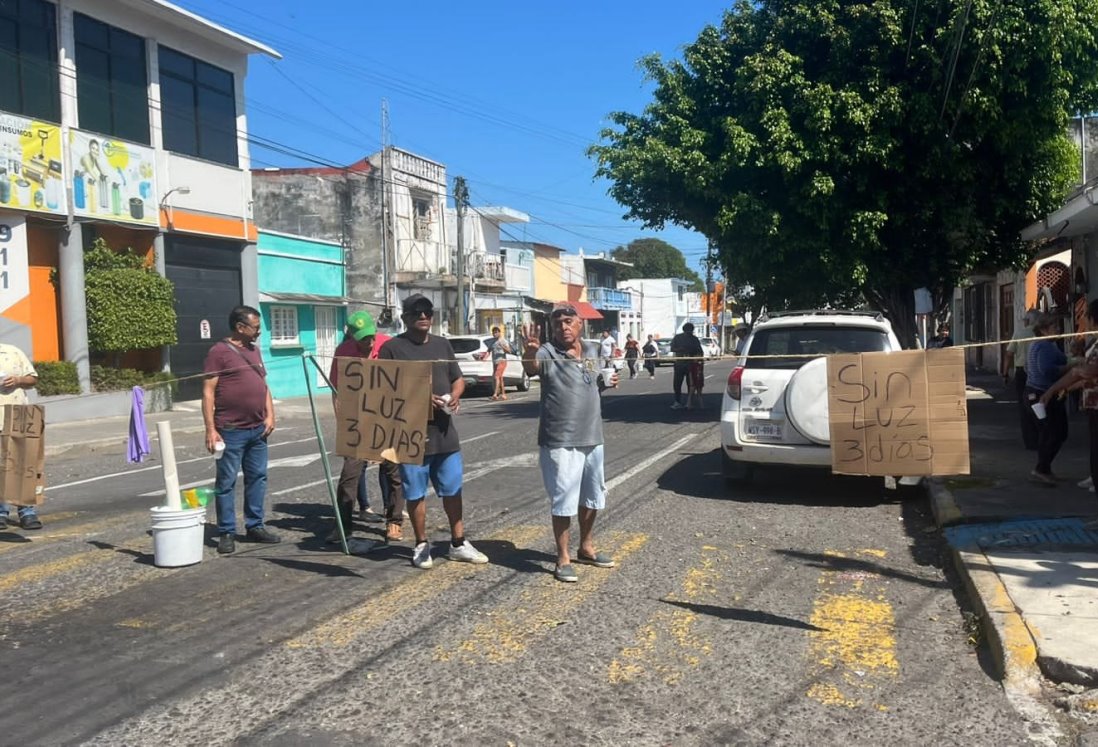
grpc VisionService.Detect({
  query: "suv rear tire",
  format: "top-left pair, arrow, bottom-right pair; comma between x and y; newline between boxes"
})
721,451 -> 753,485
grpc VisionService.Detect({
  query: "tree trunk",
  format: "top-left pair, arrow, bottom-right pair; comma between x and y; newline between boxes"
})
865,286 -> 918,349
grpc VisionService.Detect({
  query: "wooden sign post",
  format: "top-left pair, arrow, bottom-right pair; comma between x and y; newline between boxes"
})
334,358 -> 431,464
827,348 -> 969,476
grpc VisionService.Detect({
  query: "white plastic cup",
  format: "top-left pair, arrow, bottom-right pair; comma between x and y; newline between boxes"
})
213,441 -> 226,459
440,393 -> 456,415
1032,402 -> 1047,420
601,367 -> 617,386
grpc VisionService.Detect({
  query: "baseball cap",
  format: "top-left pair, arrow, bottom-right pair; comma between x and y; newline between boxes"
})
550,303 -> 578,318
401,294 -> 434,315
346,310 -> 376,341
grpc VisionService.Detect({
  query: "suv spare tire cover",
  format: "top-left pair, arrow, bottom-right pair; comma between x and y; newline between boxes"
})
785,356 -> 831,445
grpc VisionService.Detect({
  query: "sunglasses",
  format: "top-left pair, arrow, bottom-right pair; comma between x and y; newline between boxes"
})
405,308 -> 434,319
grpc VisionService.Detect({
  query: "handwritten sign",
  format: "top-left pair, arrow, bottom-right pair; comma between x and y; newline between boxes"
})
1,404 -> 45,505
827,348 -> 969,476
334,358 -> 431,464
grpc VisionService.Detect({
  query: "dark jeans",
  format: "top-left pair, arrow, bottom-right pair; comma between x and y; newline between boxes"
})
1028,388 -> 1068,475
1015,368 -> 1038,450
215,424 -> 268,534
626,357 -> 637,376
644,358 -> 655,376
673,363 -> 690,403
337,458 -> 404,530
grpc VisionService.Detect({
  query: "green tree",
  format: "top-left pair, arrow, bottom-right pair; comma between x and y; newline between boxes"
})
84,238 -> 177,363
612,238 -> 704,291
590,0 -> 1098,345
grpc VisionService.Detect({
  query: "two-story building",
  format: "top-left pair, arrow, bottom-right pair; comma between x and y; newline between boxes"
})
618,278 -> 694,339
0,0 -> 277,398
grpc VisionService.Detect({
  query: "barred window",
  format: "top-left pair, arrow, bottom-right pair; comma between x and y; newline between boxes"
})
268,306 -> 299,346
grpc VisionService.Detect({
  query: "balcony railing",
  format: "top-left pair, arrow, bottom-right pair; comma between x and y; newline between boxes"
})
588,287 -> 632,311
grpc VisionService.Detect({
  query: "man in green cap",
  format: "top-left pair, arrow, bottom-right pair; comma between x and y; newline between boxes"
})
328,310 -> 405,544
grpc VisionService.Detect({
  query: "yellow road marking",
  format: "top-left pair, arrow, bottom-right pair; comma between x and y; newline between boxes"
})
608,544 -> 723,684
806,549 -> 898,709
286,524 -> 548,649
0,510 -> 146,556
434,532 -> 649,664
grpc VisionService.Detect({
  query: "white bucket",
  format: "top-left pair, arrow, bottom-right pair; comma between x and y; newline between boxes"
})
150,506 -> 206,567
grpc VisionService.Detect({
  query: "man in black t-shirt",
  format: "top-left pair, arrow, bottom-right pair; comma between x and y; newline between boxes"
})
670,322 -> 704,410
378,294 -> 489,570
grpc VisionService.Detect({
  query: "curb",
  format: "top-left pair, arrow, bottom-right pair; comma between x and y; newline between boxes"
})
925,478 -> 1042,694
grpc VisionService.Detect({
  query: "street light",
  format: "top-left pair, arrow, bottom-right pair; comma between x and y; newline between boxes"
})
160,186 -> 191,228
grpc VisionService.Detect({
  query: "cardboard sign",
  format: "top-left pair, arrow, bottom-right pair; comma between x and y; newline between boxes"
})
1,404 -> 45,505
334,358 -> 431,465
827,348 -> 969,476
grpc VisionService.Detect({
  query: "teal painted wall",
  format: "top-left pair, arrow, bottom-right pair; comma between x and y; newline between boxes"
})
257,231 -> 345,399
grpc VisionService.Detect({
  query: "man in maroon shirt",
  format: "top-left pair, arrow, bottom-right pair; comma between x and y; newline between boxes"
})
202,305 -> 280,555
328,310 -> 405,544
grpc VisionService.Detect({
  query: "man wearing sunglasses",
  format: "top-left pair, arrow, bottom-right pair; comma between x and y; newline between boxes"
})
521,303 -> 617,583
377,294 -> 488,569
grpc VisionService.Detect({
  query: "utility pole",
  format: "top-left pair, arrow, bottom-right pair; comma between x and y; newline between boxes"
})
380,99 -> 392,319
454,175 -> 469,335
704,239 -> 715,336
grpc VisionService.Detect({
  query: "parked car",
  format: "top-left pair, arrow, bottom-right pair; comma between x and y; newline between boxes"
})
654,339 -> 674,366
719,311 -> 901,483
699,337 -> 721,359
447,335 -> 530,393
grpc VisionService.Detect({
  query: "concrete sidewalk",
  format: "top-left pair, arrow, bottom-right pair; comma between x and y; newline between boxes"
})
39,397 -> 323,458
927,370 -> 1098,699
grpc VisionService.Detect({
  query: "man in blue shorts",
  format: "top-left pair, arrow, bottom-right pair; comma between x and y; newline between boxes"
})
521,304 -> 618,583
378,294 -> 488,569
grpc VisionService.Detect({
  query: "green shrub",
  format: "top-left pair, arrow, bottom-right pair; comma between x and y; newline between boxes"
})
83,238 -> 177,356
33,361 -> 80,396
91,365 -> 177,394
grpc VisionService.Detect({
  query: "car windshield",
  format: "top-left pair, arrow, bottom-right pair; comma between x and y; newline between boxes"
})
657,340 -> 672,351
700,338 -> 715,345
744,325 -> 891,369
449,338 -> 482,354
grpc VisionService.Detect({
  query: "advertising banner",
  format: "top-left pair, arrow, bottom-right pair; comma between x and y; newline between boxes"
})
0,212 -> 29,316
70,130 -> 158,226
827,348 -> 970,476
0,112 -> 64,216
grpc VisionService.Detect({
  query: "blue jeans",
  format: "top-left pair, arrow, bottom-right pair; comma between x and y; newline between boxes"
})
0,503 -> 37,519
215,424 -> 269,534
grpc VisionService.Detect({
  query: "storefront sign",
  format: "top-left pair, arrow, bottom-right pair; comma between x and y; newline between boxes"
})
70,130 -> 158,226
0,213 -> 29,315
0,113 -> 64,216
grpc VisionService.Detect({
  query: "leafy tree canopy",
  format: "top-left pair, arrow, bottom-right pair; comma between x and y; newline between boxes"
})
612,238 -> 704,291
591,0 -> 1098,344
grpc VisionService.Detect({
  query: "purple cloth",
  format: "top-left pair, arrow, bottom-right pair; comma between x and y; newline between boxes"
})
127,386 -> 150,463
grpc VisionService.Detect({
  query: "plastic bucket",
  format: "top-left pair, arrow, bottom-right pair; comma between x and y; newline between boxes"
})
150,506 -> 206,567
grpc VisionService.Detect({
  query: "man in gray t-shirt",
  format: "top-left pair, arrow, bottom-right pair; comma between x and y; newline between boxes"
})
521,304 -> 618,583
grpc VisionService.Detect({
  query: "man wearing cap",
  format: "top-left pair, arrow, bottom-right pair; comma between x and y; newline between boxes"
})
521,303 -> 617,583
1002,309 -> 1040,451
377,294 -> 488,569
329,310 -> 406,544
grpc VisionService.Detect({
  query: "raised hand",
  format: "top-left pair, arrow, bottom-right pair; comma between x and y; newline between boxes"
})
520,323 -> 542,355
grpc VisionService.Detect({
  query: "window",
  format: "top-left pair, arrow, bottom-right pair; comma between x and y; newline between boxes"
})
268,306 -> 299,346
158,45 -> 237,166
74,14 -> 148,143
744,326 -> 891,370
677,286 -> 685,301
0,0 -> 60,121
412,195 -> 432,240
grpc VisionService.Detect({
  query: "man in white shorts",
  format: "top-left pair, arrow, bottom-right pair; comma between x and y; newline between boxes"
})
521,304 -> 618,582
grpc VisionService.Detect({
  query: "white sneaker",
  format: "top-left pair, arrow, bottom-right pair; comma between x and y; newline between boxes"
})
449,540 -> 489,564
1078,476 -> 1093,489
670,402 -> 684,410
413,541 -> 433,569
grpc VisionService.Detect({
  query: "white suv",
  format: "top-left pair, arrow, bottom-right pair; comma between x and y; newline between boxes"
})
719,311 -> 901,483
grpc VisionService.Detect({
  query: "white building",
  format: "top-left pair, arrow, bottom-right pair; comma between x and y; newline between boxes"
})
618,278 -> 694,340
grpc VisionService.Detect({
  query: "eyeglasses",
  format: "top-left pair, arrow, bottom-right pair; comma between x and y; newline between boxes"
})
238,321 -> 260,332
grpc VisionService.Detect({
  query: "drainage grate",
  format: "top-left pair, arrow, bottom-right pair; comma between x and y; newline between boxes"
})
944,518 -> 1098,550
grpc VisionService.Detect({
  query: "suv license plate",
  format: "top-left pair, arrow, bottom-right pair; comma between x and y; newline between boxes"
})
746,421 -> 783,440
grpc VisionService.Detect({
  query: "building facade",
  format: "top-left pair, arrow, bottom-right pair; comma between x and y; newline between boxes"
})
618,278 -> 693,340
0,0 -> 276,398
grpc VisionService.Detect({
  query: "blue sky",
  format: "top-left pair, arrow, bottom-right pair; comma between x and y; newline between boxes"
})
175,0 -> 732,274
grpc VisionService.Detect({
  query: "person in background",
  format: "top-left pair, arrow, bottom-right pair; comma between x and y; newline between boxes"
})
732,324 -> 750,356
1025,313 -> 1069,487
642,334 -> 658,379
328,310 -> 406,544
624,334 -> 640,379
0,342 -> 41,530
1002,309 -> 1040,451
202,306 -> 280,554
489,326 -> 514,401
520,304 -> 617,583
670,322 -> 704,410
378,294 -> 488,569
927,323 -> 954,348
599,330 -> 617,370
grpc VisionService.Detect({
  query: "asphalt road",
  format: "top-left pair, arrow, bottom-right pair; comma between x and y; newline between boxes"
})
0,360 -> 1035,745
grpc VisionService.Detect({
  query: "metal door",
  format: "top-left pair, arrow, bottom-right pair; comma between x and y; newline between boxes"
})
314,306 -> 339,388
